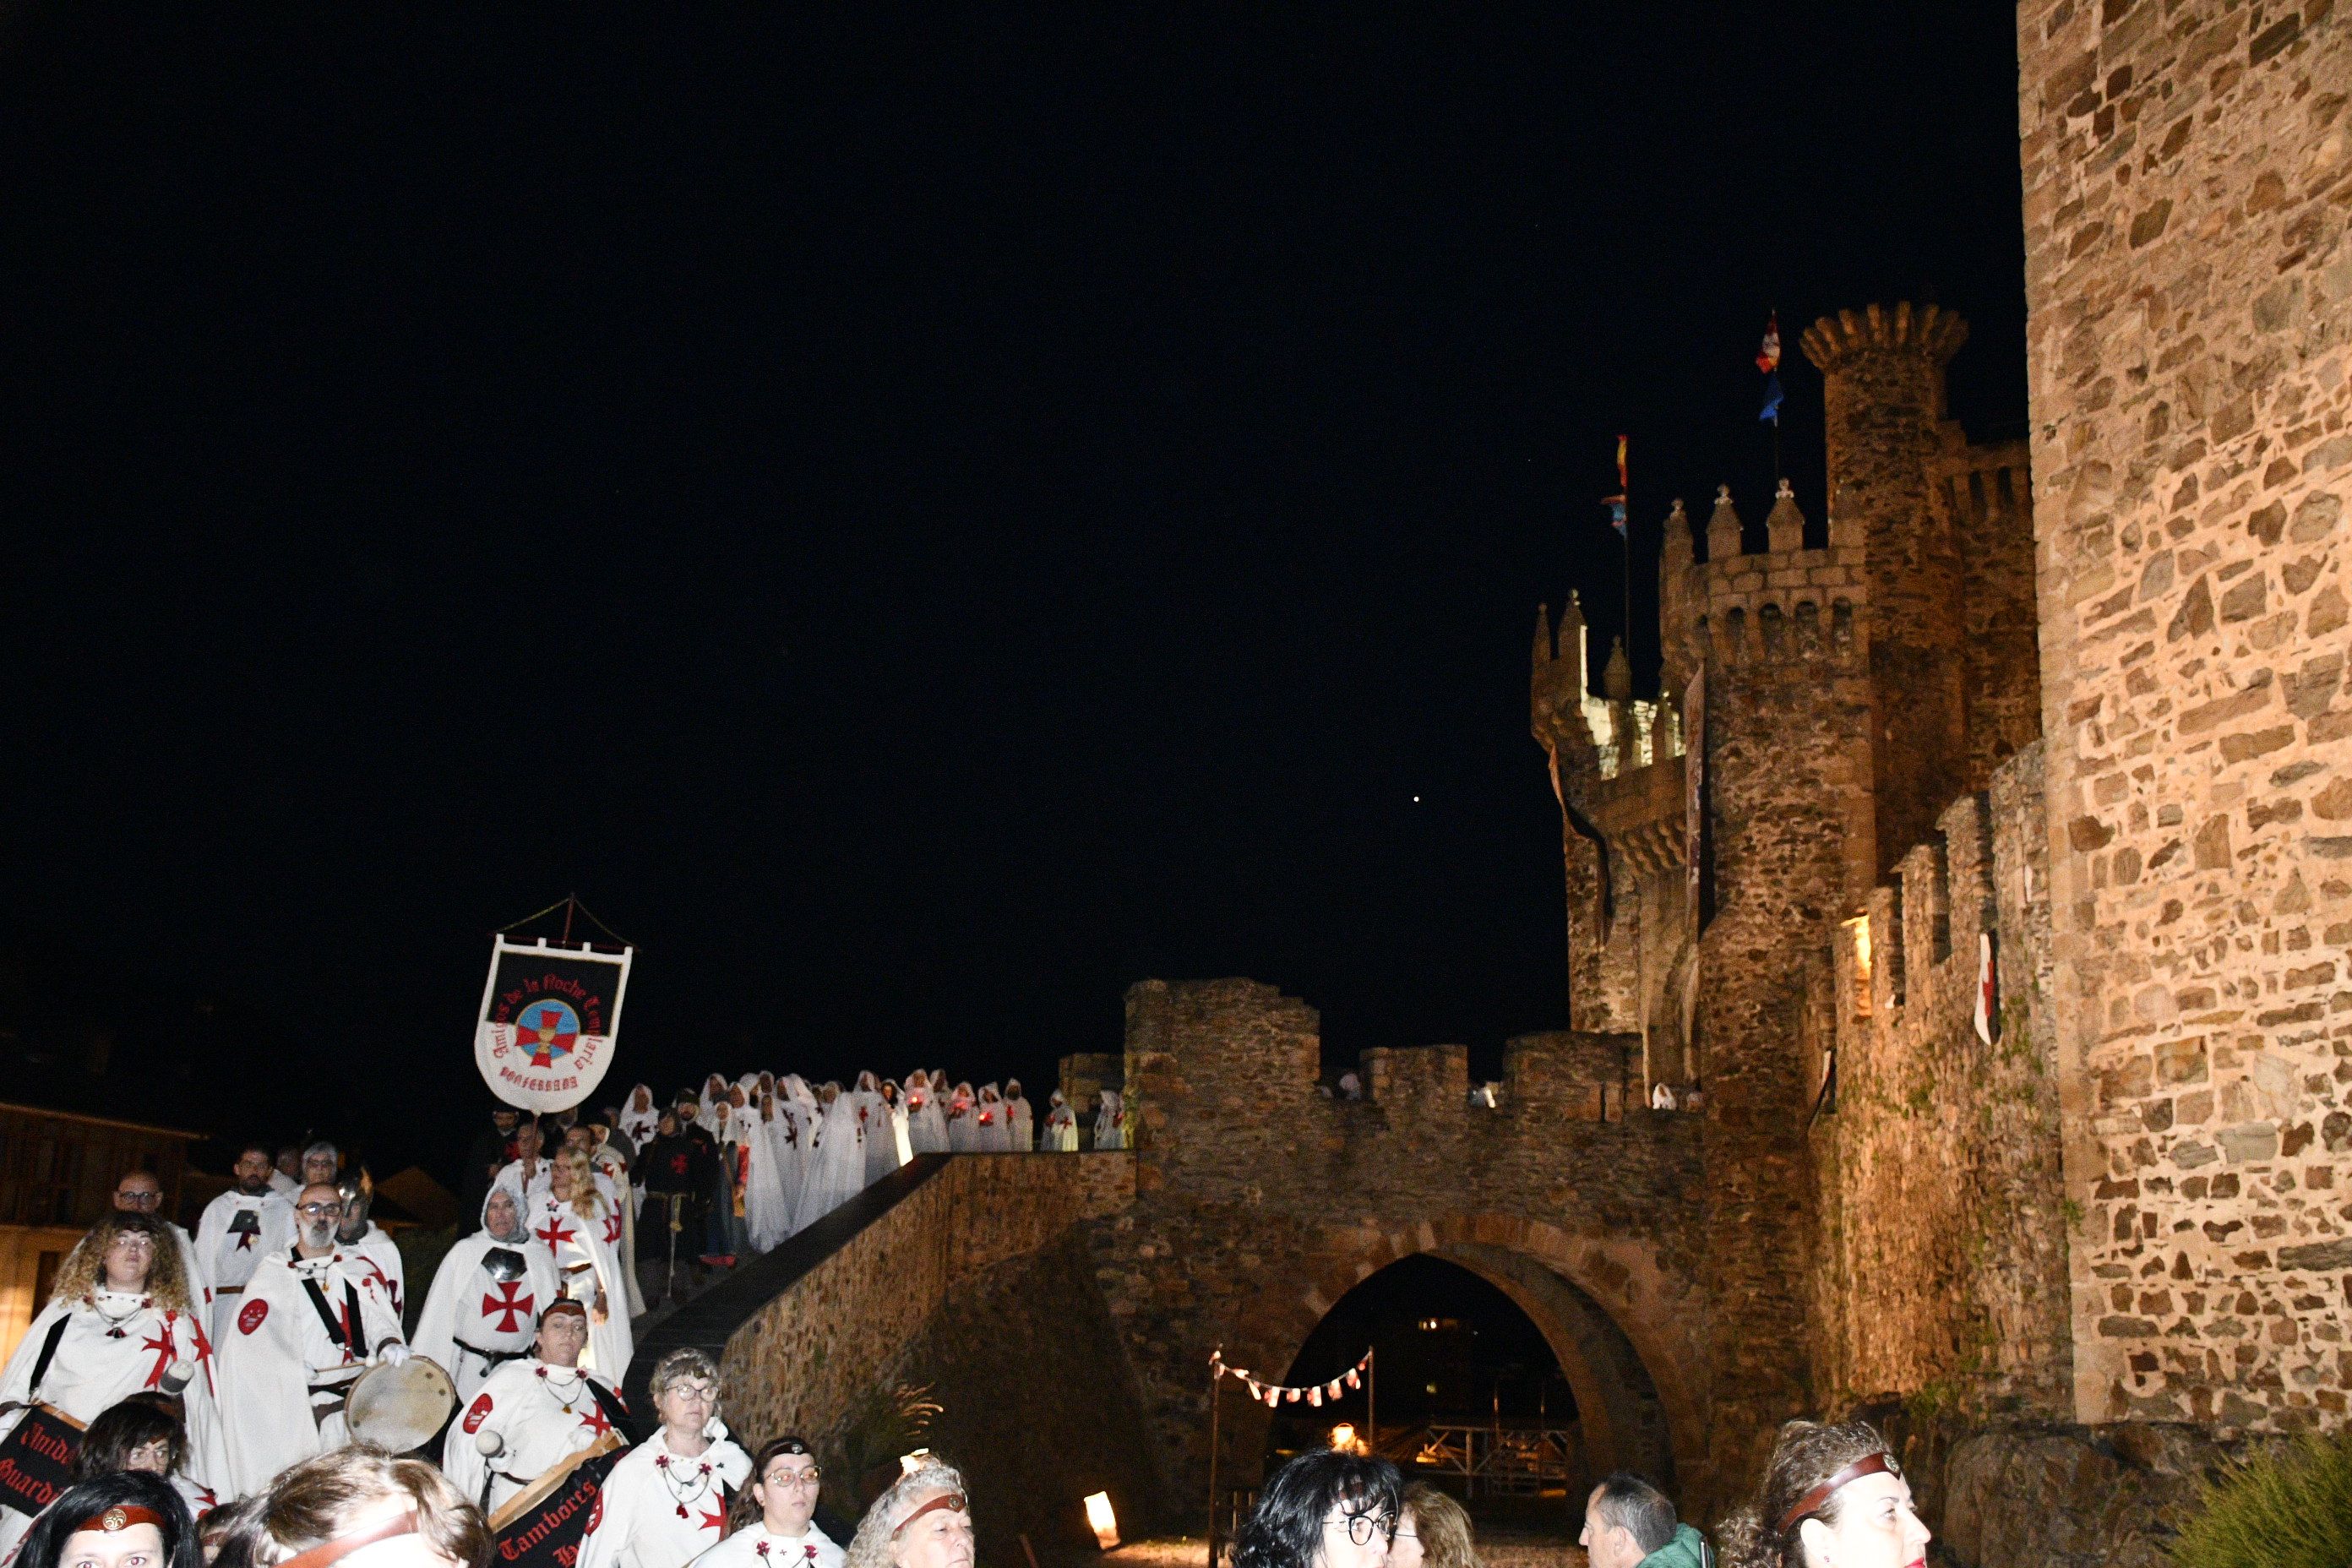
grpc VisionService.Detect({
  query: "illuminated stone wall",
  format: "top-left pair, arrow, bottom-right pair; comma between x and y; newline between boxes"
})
2018,0 -> 2352,1429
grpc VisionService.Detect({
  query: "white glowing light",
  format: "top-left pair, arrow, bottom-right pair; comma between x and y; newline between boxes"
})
1084,1491 -> 1119,1549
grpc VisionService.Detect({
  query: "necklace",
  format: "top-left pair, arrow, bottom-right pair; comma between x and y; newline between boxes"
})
90,1293 -> 151,1338
536,1364 -> 589,1413
653,1448 -> 717,1518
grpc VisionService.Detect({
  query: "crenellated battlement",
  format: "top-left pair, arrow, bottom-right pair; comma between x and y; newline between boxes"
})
1798,300 -> 1969,375
1660,482 -> 1871,678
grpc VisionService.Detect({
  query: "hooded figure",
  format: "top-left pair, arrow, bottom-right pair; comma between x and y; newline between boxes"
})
770,1075 -> 816,1231
856,1071 -> 901,1185
411,1184 -> 565,1405
880,1078 -> 915,1165
902,1070 -> 949,1155
1003,1080 -> 1034,1152
974,1084 -> 1007,1152
1094,1089 -> 1126,1150
1043,1091 -> 1079,1152
697,1075 -> 732,1141
619,1084 -> 661,1152
519,1153 -> 634,1383
792,1084 -> 865,1232
741,1090 -> 794,1254
945,1081 -> 980,1152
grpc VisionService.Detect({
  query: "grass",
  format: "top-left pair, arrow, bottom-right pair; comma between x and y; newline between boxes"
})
2169,1429 -> 2352,1568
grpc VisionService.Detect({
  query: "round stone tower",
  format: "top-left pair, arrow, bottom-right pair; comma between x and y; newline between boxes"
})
1800,302 -> 1972,879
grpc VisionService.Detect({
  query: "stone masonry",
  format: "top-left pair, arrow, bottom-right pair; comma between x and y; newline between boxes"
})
2019,0 -> 2352,1429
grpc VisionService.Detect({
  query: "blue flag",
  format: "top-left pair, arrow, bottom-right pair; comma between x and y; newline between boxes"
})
1760,371 -> 1783,424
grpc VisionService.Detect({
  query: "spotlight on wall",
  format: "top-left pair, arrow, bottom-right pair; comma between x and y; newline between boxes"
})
1083,1491 -> 1119,1550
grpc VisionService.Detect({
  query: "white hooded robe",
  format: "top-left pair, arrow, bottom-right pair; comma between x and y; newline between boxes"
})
411,1195 -> 564,1406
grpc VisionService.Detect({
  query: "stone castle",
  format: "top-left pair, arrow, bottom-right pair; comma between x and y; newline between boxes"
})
641,9 -> 2351,1562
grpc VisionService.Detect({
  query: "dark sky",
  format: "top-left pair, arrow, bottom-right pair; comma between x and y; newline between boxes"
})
0,6 -> 2028,1179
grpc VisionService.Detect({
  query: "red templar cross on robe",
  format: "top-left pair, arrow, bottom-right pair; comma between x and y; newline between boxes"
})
534,1217 -> 578,1258
698,1501 -> 727,1535
481,1281 -> 536,1333
140,1325 -> 176,1390
577,1402 -> 613,1438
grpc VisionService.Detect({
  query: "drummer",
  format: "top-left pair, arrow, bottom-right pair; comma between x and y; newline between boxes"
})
444,1300 -> 629,1516
214,1181 -> 411,1494
411,1187 -> 564,1406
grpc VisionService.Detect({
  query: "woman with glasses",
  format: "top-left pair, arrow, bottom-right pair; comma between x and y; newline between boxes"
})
694,1437 -> 841,1568
576,1350 -> 751,1568
74,1393 -> 217,1524
1231,1450 -> 1402,1568
0,1215 -> 228,1563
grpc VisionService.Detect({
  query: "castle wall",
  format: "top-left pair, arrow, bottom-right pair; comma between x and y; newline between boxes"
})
2019,0 -> 2352,1430
1095,978 -> 1712,1508
1944,434 -> 2044,784
1805,743 -> 2072,1419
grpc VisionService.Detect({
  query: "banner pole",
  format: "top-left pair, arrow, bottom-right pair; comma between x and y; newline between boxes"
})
1206,1365 -> 1221,1568
1367,1349 -> 1376,1456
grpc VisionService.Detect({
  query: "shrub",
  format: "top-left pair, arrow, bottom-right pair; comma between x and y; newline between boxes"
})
2169,1429 -> 2352,1568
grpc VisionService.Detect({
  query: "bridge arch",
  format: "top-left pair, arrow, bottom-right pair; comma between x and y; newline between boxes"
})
1222,1213 -> 1710,1503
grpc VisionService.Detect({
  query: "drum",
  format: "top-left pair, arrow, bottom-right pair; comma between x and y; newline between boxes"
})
345,1357 -> 455,1454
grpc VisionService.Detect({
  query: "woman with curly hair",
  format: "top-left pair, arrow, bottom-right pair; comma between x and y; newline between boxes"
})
841,1458 -> 970,1568
13,1472 -> 199,1568
1231,1449 -> 1402,1568
0,1216 -> 227,1561
1714,1419 -> 1928,1568
516,1149 -> 632,1381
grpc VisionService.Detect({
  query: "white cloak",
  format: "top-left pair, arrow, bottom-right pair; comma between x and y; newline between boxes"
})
945,1087 -> 979,1152
576,1430 -> 751,1568
493,1157 -> 557,1208
215,1246 -> 405,1494
619,1086 -> 661,1153
1095,1091 -> 1126,1150
410,1226 -> 563,1406
195,1189 -> 294,1343
443,1355 -> 625,1514
689,1521 -> 843,1568
765,1098 -> 809,1239
1043,1097 -> 1079,1152
902,1080 -> 948,1154
518,1192 -> 632,1384
337,1222 -> 407,1323
790,1097 -> 864,1233
0,1291 -> 228,1523
740,1112 -> 792,1255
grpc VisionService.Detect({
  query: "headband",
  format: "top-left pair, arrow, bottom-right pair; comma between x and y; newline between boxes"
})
75,1506 -> 166,1535
277,1513 -> 418,1568
891,1493 -> 970,1537
540,1299 -> 589,1322
1776,1452 -> 1898,1535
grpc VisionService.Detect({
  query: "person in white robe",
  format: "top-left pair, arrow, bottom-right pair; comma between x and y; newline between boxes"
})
494,1119 -> 556,1208
902,1072 -> 948,1155
879,1080 -> 914,1166
789,1086 -> 863,1233
855,1074 -> 899,1187
1043,1091 -> 1079,1152
1094,1089 -> 1126,1151
520,1150 -> 633,1383
945,1083 -> 979,1152
329,1169 -> 406,1322
740,1092 -> 793,1255
580,1125 -> 647,1320
696,1076 -> 732,1141
215,1182 -> 410,1494
195,1143 -> 295,1347
770,1077 -> 815,1235
0,1215 -> 226,1562
975,1085 -> 1010,1152
443,1300 -> 628,1516
689,1435 -> 841,1568
411,1187 -> 564,1407
576,1349 -> 750,1568
618,1085 -> 662,1154
1002,1080 -> 1035,1152
109,1172 -> 208,1321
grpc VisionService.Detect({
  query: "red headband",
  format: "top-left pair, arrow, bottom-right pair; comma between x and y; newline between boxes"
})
1776,1452 -> 1898,1535
891,1493 -> 970,1537
276,1513 -> 420,1568
74,1507 -> 166,1535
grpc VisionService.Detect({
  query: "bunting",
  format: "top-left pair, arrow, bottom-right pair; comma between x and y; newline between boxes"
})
1208,1346 -> 1373,1409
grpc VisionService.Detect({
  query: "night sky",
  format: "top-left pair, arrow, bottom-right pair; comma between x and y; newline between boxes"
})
0,6 -> 2028,1181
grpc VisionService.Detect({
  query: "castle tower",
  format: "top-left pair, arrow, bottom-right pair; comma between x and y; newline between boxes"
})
1800,303 -> 1974,878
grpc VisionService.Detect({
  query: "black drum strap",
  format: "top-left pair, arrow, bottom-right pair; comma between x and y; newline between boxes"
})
25,1315 -> 69,1402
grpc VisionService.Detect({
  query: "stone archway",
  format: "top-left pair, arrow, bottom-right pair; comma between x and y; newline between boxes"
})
1221,1213 -> 1711,1504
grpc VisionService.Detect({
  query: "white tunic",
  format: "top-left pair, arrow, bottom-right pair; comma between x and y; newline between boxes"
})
494,1157 -> 558,1207
443,1356 -> 625,1514
1043,1097 -> 1079,1152
519,1191 -> 633,1383
619,1086 -> 662,1153
902,1081 -> 947,1154
0,1291 -> 227,1544
1004,1094 -> 1034,1152
791,1097 -> 864,1233
215,1246 -> 406,1494
741,1109 -> 792,1255
336,1222 -> 407,1321
689,1522 -> 843,1568
577,1430 -> 751,1568
194,1189 -> 294,1343
410,1231 -> 564,1404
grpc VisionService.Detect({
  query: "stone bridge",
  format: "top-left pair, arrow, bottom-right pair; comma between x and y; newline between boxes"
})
635,977 -> 1706,1559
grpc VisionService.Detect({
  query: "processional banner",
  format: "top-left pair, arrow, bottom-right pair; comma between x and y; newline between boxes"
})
489,1442 -> 625,1568
475,936 -> 632,1113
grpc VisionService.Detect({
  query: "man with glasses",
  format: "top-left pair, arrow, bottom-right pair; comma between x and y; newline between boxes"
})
215,1181 -> 411,1494
112,1169 -> 210,1320
194,1142 -> 295,1345
691,1436 -> 842,1568
444,1299 -> 629,1515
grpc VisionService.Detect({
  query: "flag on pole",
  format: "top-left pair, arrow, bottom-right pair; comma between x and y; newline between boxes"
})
1756,312 -> 1783,425
1604,435 -> 1628,535
1615,434 -> 1629,491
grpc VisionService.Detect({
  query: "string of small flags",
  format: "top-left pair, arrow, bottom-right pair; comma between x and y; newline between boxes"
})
1209,1346 -> 1373,1409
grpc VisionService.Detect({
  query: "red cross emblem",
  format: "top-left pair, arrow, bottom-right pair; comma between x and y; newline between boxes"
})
140,1323 -> 176,1389
698,1500 -> 727,1534
603,1211 -> 623,1245
578,1402 -> 613,1437
534,1217 -> 577,1257
754,1544 -> 770,1560
520,1003 -> 578,1068
481,1281 -> 536,1332
188,1314 -> 216,1394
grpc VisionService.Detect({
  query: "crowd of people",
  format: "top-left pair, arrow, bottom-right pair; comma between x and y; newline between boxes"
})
0,1086 -> 1923,1568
